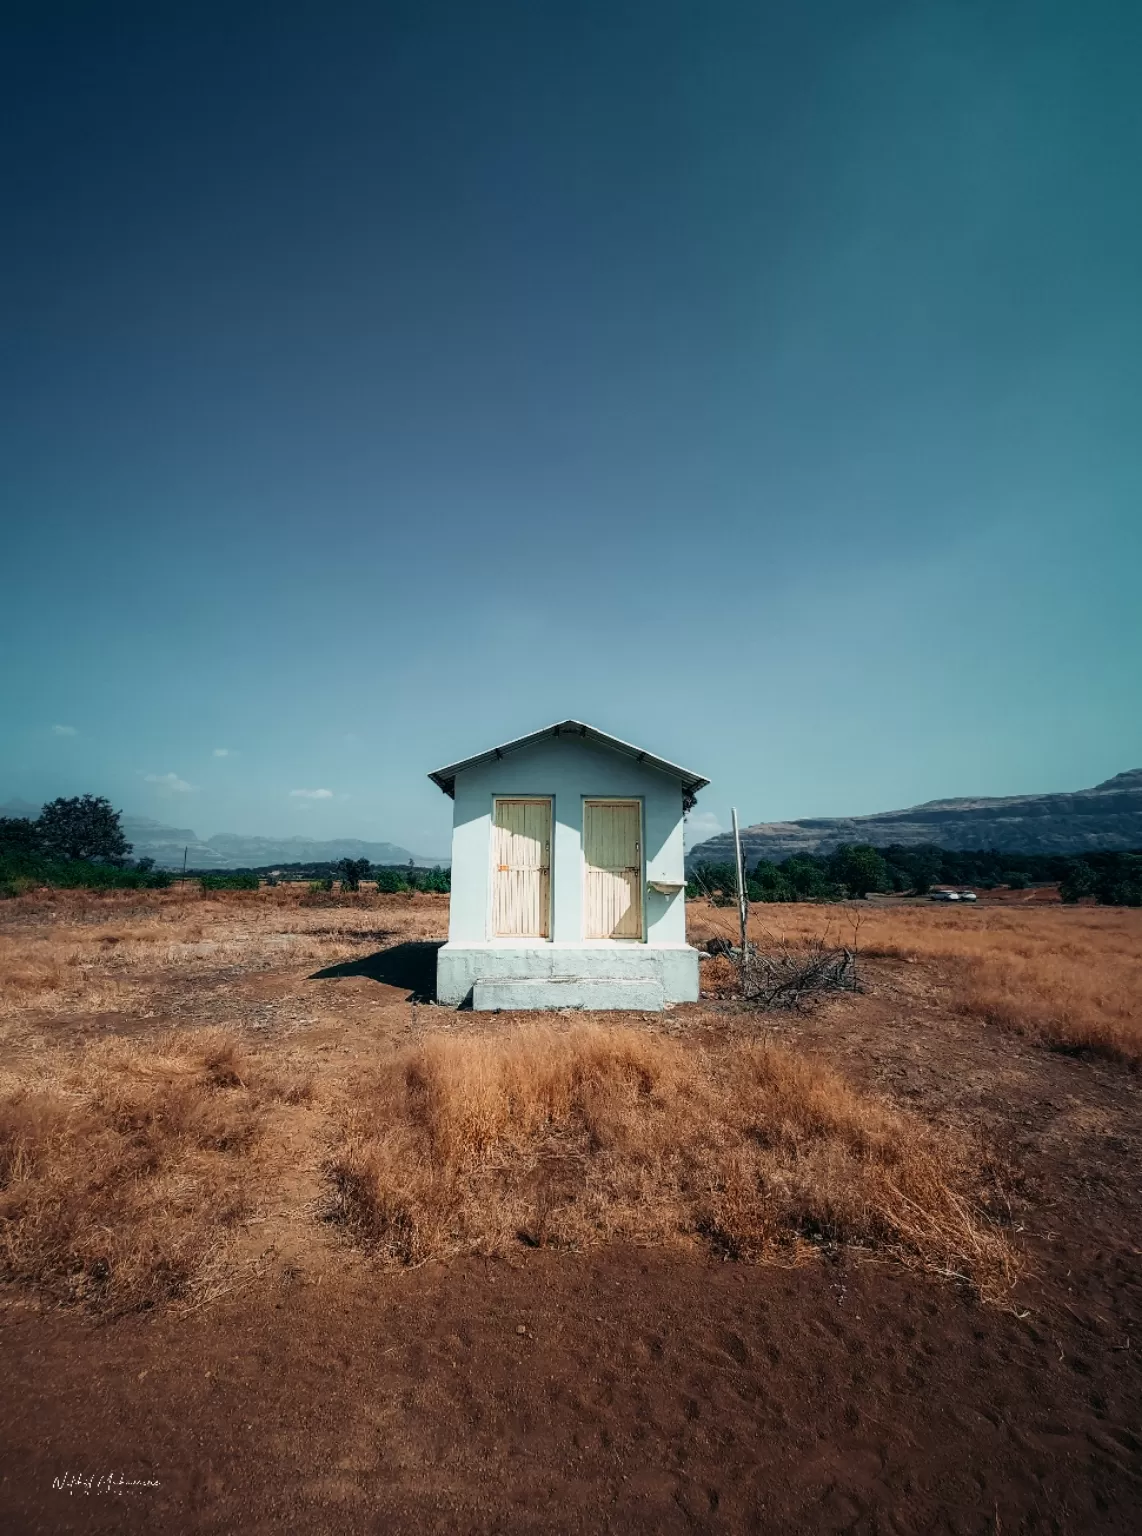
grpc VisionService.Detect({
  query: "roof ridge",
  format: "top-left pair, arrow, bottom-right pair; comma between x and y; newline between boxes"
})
428,720 -> 708,809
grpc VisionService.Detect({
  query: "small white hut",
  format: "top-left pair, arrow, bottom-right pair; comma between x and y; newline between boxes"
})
429,720 -> 708,1011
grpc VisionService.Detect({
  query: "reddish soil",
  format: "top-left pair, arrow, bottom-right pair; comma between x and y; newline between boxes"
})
2,938 -> 1141,1532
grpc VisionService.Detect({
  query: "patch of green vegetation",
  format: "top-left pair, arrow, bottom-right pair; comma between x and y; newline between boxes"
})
0,797 -> 173,897
199,872 -> 262,891
689,844 -> 1142,906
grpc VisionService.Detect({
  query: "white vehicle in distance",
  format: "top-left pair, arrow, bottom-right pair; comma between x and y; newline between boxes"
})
957,890 -> 978,902
929,889 -> 960,901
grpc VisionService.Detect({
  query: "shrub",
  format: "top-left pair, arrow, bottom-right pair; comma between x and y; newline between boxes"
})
373,869 -> 410,894
199,873 -> 261,892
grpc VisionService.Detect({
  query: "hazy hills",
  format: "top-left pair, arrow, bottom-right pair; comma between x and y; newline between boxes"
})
688,769 -> 1142,868
120,818 -> 426,871
0,805 -> 441,870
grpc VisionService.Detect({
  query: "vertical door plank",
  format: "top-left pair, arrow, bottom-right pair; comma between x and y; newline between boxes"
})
584,801 -> 642,939
493,799 -> 550,936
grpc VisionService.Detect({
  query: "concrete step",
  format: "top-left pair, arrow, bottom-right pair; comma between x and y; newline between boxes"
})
472,977 -> 666,1012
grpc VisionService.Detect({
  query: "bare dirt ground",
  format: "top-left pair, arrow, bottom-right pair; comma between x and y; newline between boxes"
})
1,889 -> 1140,1533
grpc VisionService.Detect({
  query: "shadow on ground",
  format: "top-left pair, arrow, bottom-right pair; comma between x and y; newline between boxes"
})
309,940 -> 444,1001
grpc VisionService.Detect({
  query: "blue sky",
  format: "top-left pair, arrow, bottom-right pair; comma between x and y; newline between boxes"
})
3,0 -> 1140,856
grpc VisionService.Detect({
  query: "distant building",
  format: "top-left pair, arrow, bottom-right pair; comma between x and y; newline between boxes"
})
428,721 -> 708,1011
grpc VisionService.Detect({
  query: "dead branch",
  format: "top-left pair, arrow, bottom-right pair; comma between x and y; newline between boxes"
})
744,938 -> 859,1009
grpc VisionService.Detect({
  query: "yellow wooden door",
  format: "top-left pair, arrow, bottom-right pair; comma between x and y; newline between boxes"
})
492,799 -> 551,937
583,800 -> 642,939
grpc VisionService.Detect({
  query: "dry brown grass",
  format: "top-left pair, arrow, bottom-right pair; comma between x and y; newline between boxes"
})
688,900 -> 1142,1066
0,890 -> 1041,1312
326,1023 -> 1012,1292
0,1029 -> 312,1312
0,887 -> 448,1024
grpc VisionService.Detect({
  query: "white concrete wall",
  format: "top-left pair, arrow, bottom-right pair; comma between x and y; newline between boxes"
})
446,734 -> 688,945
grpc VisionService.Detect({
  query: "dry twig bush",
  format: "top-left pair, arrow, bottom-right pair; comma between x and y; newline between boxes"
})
0,1029 -> 311,1312
699,935 -> 859,1008
746,939 -> 858,1008
327,1023 -> 1012,1293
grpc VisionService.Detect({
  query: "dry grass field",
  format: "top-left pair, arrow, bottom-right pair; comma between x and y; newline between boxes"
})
0,884 -> 444,1027
689,898 -> 1142,1064
1,886 -> 1140,1533
1,888 -> 1012,1310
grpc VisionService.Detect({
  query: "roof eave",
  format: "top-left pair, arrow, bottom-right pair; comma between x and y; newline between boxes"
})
429,771 -> 457,800
428,719 -> 707,806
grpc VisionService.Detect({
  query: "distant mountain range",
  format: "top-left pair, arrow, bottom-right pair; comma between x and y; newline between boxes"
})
119,817 -> 431,871
0,804 -> 447,870
688,769 -> 1142,868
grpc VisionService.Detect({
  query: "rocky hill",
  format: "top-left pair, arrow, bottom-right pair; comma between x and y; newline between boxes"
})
688,769 -> 1142,869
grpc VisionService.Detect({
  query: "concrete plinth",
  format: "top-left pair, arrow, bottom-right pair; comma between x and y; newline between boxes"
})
435,941 -> 700,1009
473,977 -> 666,1012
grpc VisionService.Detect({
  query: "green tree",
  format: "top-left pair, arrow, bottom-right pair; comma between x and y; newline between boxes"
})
336,857 -> 372,891
0,816 -> 42,859
1059,860 -> 1097,903
907,847 -> 944,895
36,796 -> 130,862
1090,854 -> 1142,907
749,859 -> 794,902
782,856 -> 841,901
1100,876 -> 1142,907
687,864 -> 738,902
828,843 -> 891,898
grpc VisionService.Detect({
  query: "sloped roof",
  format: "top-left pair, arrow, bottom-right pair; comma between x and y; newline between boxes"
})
428,720 -> 709,811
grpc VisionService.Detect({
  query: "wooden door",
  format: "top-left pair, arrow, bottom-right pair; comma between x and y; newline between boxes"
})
492,799 -> 551,937
583,800 -> 642,939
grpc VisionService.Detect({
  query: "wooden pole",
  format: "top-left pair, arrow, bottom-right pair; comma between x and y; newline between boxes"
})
732,807 -> 748,987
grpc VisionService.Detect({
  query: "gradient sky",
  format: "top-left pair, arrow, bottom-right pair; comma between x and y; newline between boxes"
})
3,0 -> 1140,856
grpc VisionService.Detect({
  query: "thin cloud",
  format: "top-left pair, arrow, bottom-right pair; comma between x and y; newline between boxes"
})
290,788 -> 333,800
145,772 -> 196,794
52,724 -> 78,737
212,747 -> 234,757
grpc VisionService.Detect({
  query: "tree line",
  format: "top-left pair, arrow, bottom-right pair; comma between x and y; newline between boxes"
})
299,858 -> 450,894
688,843 -> 1142,906
0,796 -> 452,897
